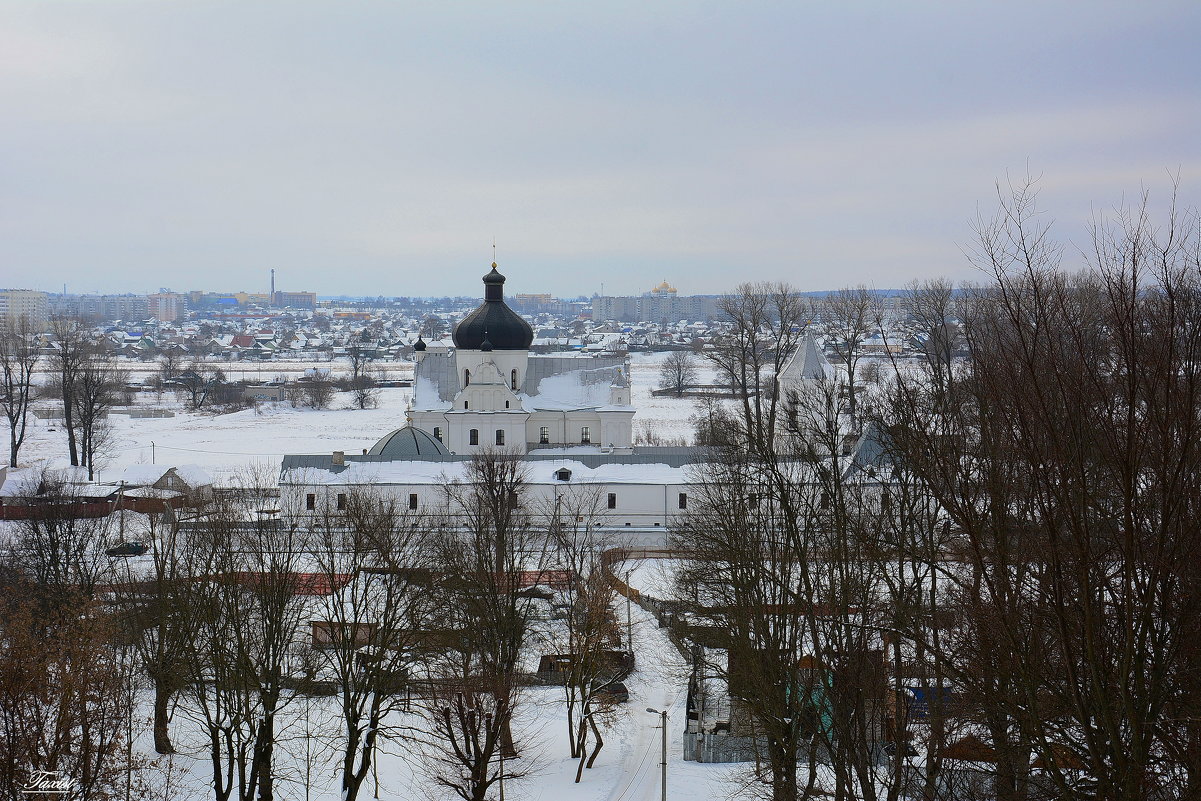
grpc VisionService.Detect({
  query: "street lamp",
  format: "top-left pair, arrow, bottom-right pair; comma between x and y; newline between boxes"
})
646,707 -> 667,801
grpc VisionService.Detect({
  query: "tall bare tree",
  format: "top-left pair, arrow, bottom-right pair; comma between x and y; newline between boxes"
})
547,486 -> 622,781
881,181 -> 1201,799
49,316 -> 89,466
819,286 -> 882,424
178,474 -> 309,801
0,579 -> 134,801
307,490 -> 436,801
74,351 -> 127,481
419,452 -> 548,801
705,282 -> 809,456
658,350 -> 698,397
0,317 -> 39,467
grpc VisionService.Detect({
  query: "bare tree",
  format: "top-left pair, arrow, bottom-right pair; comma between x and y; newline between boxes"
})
903,278 -> 959,390
178,473 -> 309,801
159,348 -> 184,383
880,180 -> 1201,799
49,316 -> 90,466
174,362 -> 224,411
109,510 -> 193,755
0,579 -> 135,801
419,452 -> 548,801
345,343 -> 379,410
819,287 -> 882,424
705,282 -> 809,456
307,490 -> 436,801
658,350 -> 698,397
301,370 -> 335,410
0,317 -> 39,467
547,486 -> 622,781
3,468 -> 112,608
74,351 -> 127,481
421,315 -> 447,341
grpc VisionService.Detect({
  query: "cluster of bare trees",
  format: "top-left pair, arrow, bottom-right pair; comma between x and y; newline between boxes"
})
0,317 -> 40,467
0,474 -> 135,801
673,186 -> 1201,800
2,452 -> 622,801
0,316 -> 131,477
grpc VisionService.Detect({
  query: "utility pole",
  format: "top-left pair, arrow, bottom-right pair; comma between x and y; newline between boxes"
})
646,707 -> 667,801
151,440 -> 156,464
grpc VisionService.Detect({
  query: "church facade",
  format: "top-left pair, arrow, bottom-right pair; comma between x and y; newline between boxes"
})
408,263 -> 634,454
278,261 -> 693,544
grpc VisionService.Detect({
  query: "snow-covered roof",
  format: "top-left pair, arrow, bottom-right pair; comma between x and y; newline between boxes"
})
282,459 -> 691,487
119,465 -> 173,486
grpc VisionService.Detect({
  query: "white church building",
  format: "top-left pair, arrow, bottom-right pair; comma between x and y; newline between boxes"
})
407,262 -> 635,454
276,262 -> 884,545
278,262 -> 700,544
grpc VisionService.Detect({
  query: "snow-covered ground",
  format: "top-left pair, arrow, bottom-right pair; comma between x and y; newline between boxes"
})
121,567 -> 742,801
6,353 -> 707,487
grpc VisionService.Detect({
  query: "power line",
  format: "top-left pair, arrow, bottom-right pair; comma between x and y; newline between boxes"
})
118,443 -> 286,457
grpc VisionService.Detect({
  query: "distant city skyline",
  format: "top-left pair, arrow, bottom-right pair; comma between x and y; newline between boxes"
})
3,2 -> 1199,298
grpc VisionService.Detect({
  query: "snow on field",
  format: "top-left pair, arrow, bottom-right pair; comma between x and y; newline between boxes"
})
626,351 -> 718,446
7,354 -> 704,486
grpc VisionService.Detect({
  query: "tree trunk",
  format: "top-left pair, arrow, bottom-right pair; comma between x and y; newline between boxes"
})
63,393 -> 78,466
153,678 -> 174,754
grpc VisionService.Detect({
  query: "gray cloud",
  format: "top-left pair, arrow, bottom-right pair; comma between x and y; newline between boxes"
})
1,1 -> 1198,297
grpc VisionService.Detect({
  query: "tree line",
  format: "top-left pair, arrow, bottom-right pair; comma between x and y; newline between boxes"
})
671,184 -> 1200,800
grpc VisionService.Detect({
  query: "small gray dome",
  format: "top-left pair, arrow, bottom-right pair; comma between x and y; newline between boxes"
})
368,424 -> 451,459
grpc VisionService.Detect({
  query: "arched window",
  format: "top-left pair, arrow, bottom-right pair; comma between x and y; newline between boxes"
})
469,429 -> 479,446
495,429 -> 505,445
464,369 -> 471,387
511,369 -> 518,391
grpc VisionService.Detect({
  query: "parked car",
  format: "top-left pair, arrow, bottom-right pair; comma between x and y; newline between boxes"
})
595,681 -> 629,704
106,542 -> 148,557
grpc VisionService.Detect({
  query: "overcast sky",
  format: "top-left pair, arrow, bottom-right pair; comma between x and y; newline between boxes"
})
2,2 -> 1199,299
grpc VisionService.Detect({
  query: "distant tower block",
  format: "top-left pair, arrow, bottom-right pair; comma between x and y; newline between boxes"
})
270,268 -> 276,303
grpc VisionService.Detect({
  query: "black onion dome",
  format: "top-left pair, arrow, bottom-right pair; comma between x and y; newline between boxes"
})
452,263 -> 534,350
413,335 -> 426,352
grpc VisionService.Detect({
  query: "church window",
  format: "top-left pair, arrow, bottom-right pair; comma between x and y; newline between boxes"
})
469,429 -> 479,446
678,493 -> 688,510
464,369 -> 471,386
607,492 -> 616,509
511,369 -> 518,391
495,429 -> 505,446
305,493 -> 315,511
539,426 -> 550,444
464,401 -> 469,409
409,493 -> 418,510
581,426 -> 591,444
337,493 -> 347,510
433,426 -> 441,441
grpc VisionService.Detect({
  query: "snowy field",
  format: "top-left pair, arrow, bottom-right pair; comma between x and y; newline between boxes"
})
6,352 -> 711,487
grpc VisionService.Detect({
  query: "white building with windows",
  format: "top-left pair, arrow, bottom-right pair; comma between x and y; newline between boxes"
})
279,261 -> 699,544
408,263 -> 634,454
